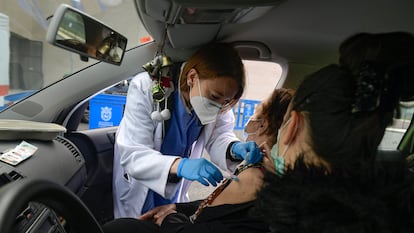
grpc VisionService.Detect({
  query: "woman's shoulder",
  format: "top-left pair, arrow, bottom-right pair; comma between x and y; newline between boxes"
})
251,161 -> 414,233
211,168 -> 264,206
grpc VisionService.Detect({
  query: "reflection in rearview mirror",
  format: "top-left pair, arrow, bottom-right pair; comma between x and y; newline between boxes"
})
47,4 -> 127,66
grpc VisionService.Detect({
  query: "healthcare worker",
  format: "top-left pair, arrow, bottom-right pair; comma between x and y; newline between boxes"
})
113,43 -> 263,218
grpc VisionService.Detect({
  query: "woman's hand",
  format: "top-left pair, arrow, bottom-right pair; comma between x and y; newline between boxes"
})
154,208 -> 177,226
138,204 -> 176,223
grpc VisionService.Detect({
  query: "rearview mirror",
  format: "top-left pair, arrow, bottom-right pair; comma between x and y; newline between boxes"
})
47,4 -> 127,66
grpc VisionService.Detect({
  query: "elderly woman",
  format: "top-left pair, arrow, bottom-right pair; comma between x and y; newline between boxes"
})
253,32 -> 414,233
102,88 -> 293,233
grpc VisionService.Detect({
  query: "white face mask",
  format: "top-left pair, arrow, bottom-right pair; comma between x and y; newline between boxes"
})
242,118 -> 263,142
190,78 -> 222,125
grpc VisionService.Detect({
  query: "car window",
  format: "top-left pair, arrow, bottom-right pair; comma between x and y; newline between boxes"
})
0,0 -> 150,110
379,101 -> 414,150
233,60 -> 282,132
78,60 -> 282,131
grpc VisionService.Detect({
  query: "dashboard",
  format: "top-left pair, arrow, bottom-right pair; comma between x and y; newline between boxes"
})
0,137 -> 86,191
0,136 -> 87,233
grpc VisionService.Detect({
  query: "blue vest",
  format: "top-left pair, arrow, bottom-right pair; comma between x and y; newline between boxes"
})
142,91 -> 203,214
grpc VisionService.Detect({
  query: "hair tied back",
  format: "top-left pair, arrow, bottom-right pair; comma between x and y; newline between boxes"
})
351,62 -> 387,114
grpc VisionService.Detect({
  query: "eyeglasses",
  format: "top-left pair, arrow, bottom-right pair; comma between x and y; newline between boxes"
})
243,118 -> 264,140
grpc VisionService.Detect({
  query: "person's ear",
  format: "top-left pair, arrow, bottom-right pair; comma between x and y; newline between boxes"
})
282,111 -> 300,145
187,68 -> 198,87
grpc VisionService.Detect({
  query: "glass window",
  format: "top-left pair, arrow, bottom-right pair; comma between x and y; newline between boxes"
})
233,60 -> 282,134
0,0 -> 150,110
78,60 -> 283,131
379,101 -> 414,150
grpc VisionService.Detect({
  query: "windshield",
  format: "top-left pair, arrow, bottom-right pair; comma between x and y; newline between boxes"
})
0,0 -> 150,110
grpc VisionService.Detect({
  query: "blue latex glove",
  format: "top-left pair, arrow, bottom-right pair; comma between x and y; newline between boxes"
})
177,158 -> 223,186
231,141 -> 263,164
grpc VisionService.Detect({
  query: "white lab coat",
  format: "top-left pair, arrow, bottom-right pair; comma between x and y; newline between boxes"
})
112,72 -> 240,218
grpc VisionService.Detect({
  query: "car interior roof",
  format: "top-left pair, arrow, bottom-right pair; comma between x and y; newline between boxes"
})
135,0 -> 414,68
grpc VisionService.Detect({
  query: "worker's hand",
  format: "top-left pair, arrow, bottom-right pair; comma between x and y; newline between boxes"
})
231,141 -> 263,164
177,158 -> 223,186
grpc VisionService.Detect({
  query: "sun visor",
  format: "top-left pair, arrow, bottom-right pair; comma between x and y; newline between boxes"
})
139,0 -> 284,23
167,24 -> 220,48
136,0 -> 284,48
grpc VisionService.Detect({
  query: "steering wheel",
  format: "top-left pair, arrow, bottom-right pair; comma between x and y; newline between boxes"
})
0,178 -> 103,233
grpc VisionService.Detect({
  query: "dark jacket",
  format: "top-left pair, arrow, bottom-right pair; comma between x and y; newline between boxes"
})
161,200 -> 269,233
252,160 -> 414,233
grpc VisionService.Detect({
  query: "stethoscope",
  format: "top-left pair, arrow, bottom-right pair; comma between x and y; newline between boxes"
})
142,23 -> 174,122
142,54 -> 174,122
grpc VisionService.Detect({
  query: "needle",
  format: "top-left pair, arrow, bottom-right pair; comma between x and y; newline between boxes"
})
224,153 -> 250,181
223,173 -> 239,181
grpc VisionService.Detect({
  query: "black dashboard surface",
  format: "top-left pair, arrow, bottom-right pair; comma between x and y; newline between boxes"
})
0,136 -> 87,193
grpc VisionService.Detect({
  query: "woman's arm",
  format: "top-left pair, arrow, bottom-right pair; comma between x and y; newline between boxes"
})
159,212 -> 230,233
159,202 -> 268,233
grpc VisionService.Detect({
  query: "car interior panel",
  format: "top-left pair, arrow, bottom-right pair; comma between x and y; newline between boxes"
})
65,127 -> 118,224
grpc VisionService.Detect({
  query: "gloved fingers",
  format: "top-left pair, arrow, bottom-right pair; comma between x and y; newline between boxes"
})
246,141 -> 262,152
200,164 -> 223,186
197,177 -> 210,186
247,151 -> 263,164
246,142 -> 263,164
239,143 -> 249,155
205,163 -> 223,181
204,175 -> 218,187
177,158 -> 224,185
248,151 -> 263,164
234,141 -> 263,160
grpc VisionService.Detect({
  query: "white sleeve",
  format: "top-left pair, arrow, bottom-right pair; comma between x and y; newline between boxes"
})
115,73 -> 180,198
205,110 -> 240,172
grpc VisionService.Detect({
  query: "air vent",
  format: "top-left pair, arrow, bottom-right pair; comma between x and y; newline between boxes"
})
55,136 -> 83,163
0,170 -> 24,187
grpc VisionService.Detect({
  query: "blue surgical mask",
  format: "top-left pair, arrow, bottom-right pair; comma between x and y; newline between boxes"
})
270,119 -> 292,176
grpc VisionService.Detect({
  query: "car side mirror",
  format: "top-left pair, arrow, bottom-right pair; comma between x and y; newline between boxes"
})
46,4 -> 127,66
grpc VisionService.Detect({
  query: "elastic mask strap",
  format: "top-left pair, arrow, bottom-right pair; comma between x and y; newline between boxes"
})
280,118 -> 297,158
197,78 -> 203,99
